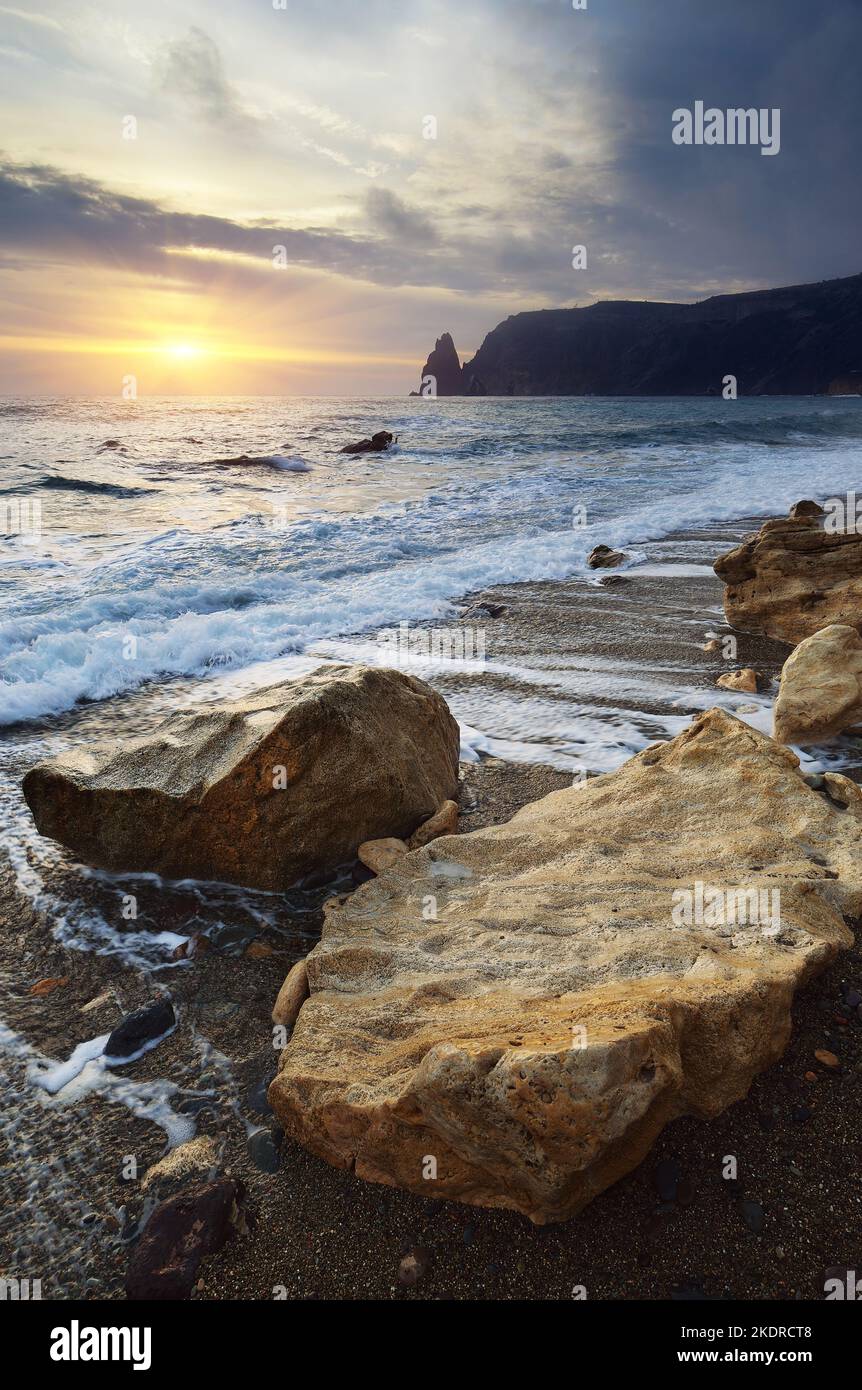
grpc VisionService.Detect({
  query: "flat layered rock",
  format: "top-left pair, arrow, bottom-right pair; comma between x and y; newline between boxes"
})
773,623 -> 862,744
714,510 -> 862,645
23,665 -> 459,891
270,709 -> 857,1224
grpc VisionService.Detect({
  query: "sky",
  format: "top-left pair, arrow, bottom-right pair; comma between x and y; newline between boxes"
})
0,0 -> 859,395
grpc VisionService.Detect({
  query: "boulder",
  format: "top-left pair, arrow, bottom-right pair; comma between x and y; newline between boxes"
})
773,624 -> 862,745
269,709 -> 857,1224
588,544 -> 626,569
713,509 -> 862,645
23,665 -> 460,892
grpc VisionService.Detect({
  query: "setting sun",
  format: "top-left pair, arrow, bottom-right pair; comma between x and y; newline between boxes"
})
165,342 -> 202,360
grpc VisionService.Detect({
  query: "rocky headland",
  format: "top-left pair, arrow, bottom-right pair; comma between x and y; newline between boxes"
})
413,273 -> 862,396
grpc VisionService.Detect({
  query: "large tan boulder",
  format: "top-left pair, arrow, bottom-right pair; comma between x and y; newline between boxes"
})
269,709 -> 857,1224
23,665 -> 460,891
713,509 -> 862,645
773,623 -> 862,745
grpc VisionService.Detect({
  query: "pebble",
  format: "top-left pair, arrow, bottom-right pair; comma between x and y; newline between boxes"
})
398,1246 -> 432,1287
247,1130 -> 281,1174
814,1049 -> 840,1069
104,997 -> 175,1062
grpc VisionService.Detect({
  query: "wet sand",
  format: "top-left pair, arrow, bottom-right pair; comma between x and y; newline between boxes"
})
1,521 -> 860,1301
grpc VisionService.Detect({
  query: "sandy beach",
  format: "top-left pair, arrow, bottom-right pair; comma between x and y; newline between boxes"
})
3,519 -> 859,1301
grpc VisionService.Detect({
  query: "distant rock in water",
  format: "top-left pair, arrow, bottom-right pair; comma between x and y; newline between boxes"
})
414,273 -> 862,396
340,430 -> 395,454
412,333 -> 486,397
416,332 -> 463,396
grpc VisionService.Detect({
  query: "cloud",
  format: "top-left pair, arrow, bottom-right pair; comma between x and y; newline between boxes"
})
365,188 -> 438,244
154,26 -> 253,130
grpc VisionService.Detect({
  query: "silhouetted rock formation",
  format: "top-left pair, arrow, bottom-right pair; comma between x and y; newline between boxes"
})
415,332 -> 466,396
415,273 -> 862,396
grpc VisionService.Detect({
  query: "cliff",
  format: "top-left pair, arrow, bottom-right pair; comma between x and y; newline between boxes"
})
414,273 -> 862,397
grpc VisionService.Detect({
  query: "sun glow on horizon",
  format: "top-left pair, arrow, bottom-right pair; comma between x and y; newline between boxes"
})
164,342 -> 204,360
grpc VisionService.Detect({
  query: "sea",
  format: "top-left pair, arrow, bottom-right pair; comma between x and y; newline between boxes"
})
2,393 -> 862,1291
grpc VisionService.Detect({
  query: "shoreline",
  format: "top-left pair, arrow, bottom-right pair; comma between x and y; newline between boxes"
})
1,517 -> 861,1300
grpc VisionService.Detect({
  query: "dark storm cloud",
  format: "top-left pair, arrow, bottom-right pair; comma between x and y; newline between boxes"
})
2,0 -> 860,304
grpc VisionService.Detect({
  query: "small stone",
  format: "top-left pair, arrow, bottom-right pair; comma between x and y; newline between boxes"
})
407,800 -> 459,851
142,1136 -> 219,1196
29,976 -> 69,997
247,1129 -> 280,1174
104,998 -> 175,1063
357,837 -> 408,874
703,638 -> 721,653
587,544 -> 626,569
676,1176 -> 695,1207
717,668 -> 760,694
844,987 -> 861,1008
245,940 -> 275,959
463,602 -> 506,619
804,1070 -> 817,1082
397,1246 -> 432,1286
814,1048 -> 840,1069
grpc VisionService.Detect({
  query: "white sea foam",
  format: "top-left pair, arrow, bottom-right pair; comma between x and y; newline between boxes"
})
2,418 -> 861,723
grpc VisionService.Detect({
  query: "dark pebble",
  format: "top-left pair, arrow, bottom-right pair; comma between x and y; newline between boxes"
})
126,1179 -> 241,1300
741,1200 -> 765,1235
247,1129 -> 281,1174
104,998 -> 175,1063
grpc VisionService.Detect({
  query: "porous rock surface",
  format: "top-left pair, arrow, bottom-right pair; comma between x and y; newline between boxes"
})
714,509 -> 862,645
270,709 -> 857,1223
773,623 -> 862,745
